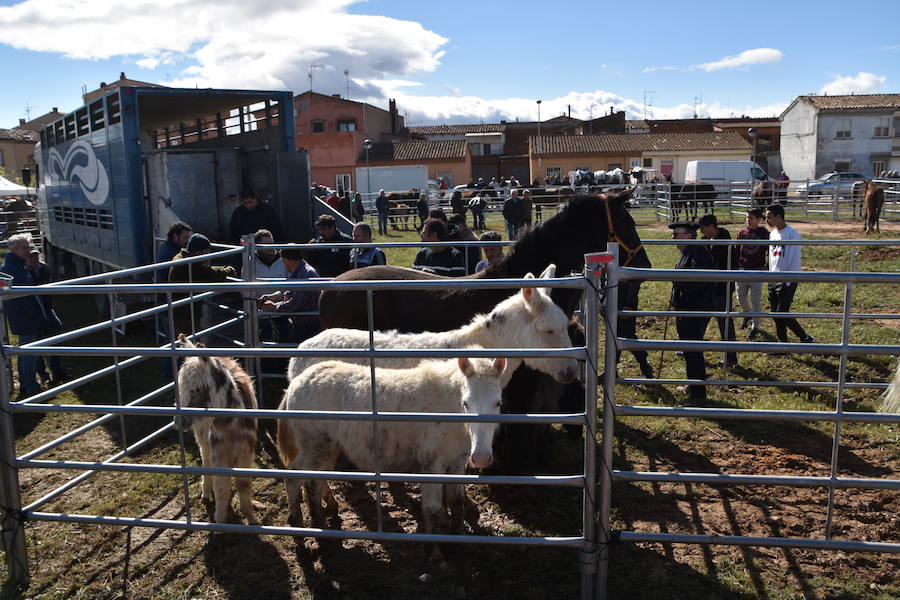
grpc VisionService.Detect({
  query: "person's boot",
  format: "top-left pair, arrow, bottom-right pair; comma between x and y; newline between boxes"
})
638,360 -> 654,379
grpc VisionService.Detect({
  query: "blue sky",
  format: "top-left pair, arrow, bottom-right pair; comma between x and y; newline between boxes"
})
1,0 -> 897,128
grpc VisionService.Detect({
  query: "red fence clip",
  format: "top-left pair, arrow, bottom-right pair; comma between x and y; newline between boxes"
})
585,253 -> 614,264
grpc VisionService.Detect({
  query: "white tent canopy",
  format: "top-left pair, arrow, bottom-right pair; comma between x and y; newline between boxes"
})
0,175 -> 30,197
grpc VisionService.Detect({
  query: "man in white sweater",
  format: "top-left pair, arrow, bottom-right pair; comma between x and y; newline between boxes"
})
766,204 -> 814,345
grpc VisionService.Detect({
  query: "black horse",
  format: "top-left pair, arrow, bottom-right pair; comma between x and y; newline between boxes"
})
669,183 -> 717,221
317,190 -> 650,471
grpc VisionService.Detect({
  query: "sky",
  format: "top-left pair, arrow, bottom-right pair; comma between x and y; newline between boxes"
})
0,0 -> 897,128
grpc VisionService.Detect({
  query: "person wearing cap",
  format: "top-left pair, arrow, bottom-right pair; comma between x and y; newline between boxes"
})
669,221 -> 716,403
2,233 -> 64,396
698,214 -> 738,367
168,233 -> 237,335
229,188 -> 284,244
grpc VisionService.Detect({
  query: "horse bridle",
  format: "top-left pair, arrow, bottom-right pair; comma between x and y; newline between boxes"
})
603,197 -> 644,267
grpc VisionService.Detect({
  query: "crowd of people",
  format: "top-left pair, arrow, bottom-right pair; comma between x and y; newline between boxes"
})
661,205 -> 815,403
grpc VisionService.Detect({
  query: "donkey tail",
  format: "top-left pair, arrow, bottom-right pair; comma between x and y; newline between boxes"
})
276,395 -> 299,467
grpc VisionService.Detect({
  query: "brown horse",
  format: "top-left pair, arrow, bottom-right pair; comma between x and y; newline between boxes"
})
863,181 -> 885,234
318,190 -> 649,471
751,181 -> 779,208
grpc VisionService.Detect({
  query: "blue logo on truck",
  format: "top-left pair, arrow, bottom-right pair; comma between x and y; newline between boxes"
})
46,140 -> 110,206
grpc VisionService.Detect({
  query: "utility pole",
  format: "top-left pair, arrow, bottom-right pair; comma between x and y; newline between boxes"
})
308,64 -> 320,92
536,100 -> 542,179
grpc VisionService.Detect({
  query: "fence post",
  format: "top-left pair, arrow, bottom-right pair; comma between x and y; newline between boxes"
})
0,290 -> 30,587
585,242 -> 619,600
240,235 -> 260,398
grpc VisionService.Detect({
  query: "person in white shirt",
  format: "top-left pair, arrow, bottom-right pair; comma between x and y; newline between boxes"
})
248,229 -> 289,279
766,204 -> 814,346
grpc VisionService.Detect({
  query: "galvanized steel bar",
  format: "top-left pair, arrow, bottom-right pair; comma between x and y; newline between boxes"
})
618,339 -> 899,356
612,470 -> 900,490
616,531 -> 900,554
615,404 -> 900,424
618,377 -> 889,391
27,512 -> 584,548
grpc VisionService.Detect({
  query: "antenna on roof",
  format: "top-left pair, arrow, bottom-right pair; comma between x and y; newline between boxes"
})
24,101 -> 34,121
308,64 -> 320,92
643,90 -> 655,121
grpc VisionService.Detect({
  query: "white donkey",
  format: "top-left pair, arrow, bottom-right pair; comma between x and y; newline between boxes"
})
277,356 -> 506,545
878,357 -> 900,414
286,264 -> 577,386
175,334 -> 259,526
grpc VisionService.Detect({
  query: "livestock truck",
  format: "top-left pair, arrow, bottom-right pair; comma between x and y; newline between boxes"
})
35,86 -> 312,280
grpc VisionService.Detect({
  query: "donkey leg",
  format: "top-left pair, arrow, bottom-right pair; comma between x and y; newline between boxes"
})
194,425 -> 214,505
420,483 -> 448,567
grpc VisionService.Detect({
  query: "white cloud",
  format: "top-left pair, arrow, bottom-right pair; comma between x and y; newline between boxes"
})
644,48 -> 783,73
0,0 -> 448,97
365,86 -> 788,126
696,48 -> 783,72
819,72 -> 886,95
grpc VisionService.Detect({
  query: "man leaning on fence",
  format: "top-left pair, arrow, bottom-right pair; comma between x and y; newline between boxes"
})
699,213 -> 738,368
669,221 -> 716,403
2,233 -> 66,396
257,246 -> 319,344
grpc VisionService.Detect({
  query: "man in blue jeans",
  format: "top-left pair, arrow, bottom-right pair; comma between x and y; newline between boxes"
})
2,233 -> 65,396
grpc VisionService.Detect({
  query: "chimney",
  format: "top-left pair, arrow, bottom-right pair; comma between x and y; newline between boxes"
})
52,107 -> 58,113
100,82 -> 107,88
120,72 -> 126,80
331,93 -> 341,98
500,120 -> 507,124
389,99 -> 398,135
567,104 -> 571,118
19,118 -> 26,126
610,106 -> 614,115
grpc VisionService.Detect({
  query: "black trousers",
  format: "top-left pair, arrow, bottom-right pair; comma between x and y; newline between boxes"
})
768,282 -> 808,342
676,314 -> 710,399
715,286 -> 737,363
616,280 -> 649,367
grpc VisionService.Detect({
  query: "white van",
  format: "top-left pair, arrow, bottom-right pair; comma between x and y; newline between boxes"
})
684,161 -> 768,186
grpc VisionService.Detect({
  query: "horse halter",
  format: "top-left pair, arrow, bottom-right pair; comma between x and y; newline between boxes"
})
603,197 -> 644,268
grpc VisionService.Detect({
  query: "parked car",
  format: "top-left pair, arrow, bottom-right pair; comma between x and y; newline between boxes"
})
797,171 -> 868,197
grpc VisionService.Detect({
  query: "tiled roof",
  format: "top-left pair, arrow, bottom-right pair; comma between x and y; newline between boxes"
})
406,124 -> 506,135
0,128 -> 39,143
531,131 -> 751,155
364,140 -> 468,162
625,120 -> 649,129
800,94 -> 900,110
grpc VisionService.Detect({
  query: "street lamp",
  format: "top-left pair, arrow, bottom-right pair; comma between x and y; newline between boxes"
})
748,127 -> 758,166
364,138 -> 372,200
536,100 -> 542,180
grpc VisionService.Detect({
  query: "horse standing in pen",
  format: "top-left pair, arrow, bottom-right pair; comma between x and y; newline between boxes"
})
863,181 -> 885,234
278,356 -> 506,564
316,191 -> 649,472
175,334 -> 259,526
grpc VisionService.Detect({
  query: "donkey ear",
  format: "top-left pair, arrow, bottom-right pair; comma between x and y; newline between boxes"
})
522,272 -> 536,303
492,357 -> 507,375
540,264 -> 556,279
458,357 -> 474,376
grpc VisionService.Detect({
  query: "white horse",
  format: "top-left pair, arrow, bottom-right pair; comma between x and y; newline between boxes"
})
286,264 -> 578,385
878,358 -> 900,414
277,356 -> 506,556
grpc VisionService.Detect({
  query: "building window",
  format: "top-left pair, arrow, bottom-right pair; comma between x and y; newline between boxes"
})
299,98 -> 308,111
546,166 -> 562,181
835,118 -> 851,138
483,143 -> 492,156
630,158 -> 640,168
834,159 -> 851,172
337,119 -> 356,132
873,117 -> 890,138
873,160 -> 886,176
336,174 -> 351,195
643,157 -> 653,168
311,120 -> 325,133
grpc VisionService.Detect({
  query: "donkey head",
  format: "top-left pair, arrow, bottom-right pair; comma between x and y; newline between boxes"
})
457,356 -> 506,470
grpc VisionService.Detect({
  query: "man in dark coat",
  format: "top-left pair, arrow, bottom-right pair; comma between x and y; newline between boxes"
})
168,233 -> 237,335
669,221 -> 716,403
2,234 -> 65,395
230,189 -> 284,243
375,189 -> 390,235
699,213 -> 738,367
303,214 -> 352,278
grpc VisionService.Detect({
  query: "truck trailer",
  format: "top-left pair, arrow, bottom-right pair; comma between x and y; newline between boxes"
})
35,86 -> 312,278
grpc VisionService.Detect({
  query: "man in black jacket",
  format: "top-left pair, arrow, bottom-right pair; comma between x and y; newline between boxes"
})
669,221 -> 716,403
304,214 -> 352,278
699,214 -> 738,367
230,189 -> 284,243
